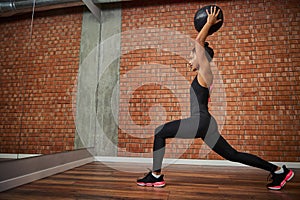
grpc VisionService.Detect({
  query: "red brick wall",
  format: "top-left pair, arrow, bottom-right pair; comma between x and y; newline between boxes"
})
0,7 -> 83,154
119,0 -> 300,162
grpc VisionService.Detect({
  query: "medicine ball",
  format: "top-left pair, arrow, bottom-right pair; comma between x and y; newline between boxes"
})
194,5 -> 223,35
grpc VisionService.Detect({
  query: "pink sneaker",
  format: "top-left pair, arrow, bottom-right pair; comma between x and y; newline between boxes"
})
267,165 -> 294,190
137,171 -> 166,187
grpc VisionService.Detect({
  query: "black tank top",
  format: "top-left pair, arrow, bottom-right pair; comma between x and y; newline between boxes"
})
190,76 -> 210,116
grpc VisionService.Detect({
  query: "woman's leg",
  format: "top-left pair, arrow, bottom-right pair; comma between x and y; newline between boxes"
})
153,115 -> 210,172
204,117 -> 278,172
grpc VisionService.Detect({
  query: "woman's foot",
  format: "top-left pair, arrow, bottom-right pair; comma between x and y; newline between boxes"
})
137,171 -> 166,187
267,165 -> 294,190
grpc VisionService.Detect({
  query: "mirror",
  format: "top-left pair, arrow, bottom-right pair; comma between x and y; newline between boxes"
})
0,1 -> 104,161
0,1 -> 123,162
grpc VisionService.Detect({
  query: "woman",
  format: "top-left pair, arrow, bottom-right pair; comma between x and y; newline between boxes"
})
137,6 -> 294,190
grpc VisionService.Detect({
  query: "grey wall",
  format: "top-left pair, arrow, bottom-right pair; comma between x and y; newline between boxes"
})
75,5 -> 121,156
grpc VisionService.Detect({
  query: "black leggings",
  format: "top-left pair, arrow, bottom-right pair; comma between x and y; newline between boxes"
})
153,115 -> 278,173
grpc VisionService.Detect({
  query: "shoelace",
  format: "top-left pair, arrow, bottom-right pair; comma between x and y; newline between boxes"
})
267,172 -> 274,182
137,169 -> 152,181
141,168 -> 153,177
143,168 -> 162,178
147,168 -> 153,173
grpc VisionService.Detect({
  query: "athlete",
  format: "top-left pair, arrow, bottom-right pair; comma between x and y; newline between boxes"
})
136,6 -> 294,190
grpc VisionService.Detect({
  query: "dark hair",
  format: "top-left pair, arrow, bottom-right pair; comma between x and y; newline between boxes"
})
204,42 -> 214,62
192,42 -> 214,62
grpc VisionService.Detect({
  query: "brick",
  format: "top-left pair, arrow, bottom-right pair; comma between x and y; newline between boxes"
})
0,7 -> 82,154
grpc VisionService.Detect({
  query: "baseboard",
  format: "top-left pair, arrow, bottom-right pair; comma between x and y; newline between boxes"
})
0,149 -> 94,192
0,157 -> 93,192
0,154 -> 42,159
94,156 -> 300,169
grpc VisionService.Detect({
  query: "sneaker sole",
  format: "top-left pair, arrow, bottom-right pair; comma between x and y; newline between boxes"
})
137,181 -> 166,188
267,170 -> 294,190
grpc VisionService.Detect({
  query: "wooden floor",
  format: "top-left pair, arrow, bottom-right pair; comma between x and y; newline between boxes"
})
0,162 -> 299,200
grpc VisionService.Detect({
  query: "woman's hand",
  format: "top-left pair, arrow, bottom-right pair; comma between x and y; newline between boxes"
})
206,6 -> 222,26
196,6 -> 222,43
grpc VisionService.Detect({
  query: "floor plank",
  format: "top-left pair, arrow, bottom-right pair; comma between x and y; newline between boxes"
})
0,162 -> 299,200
